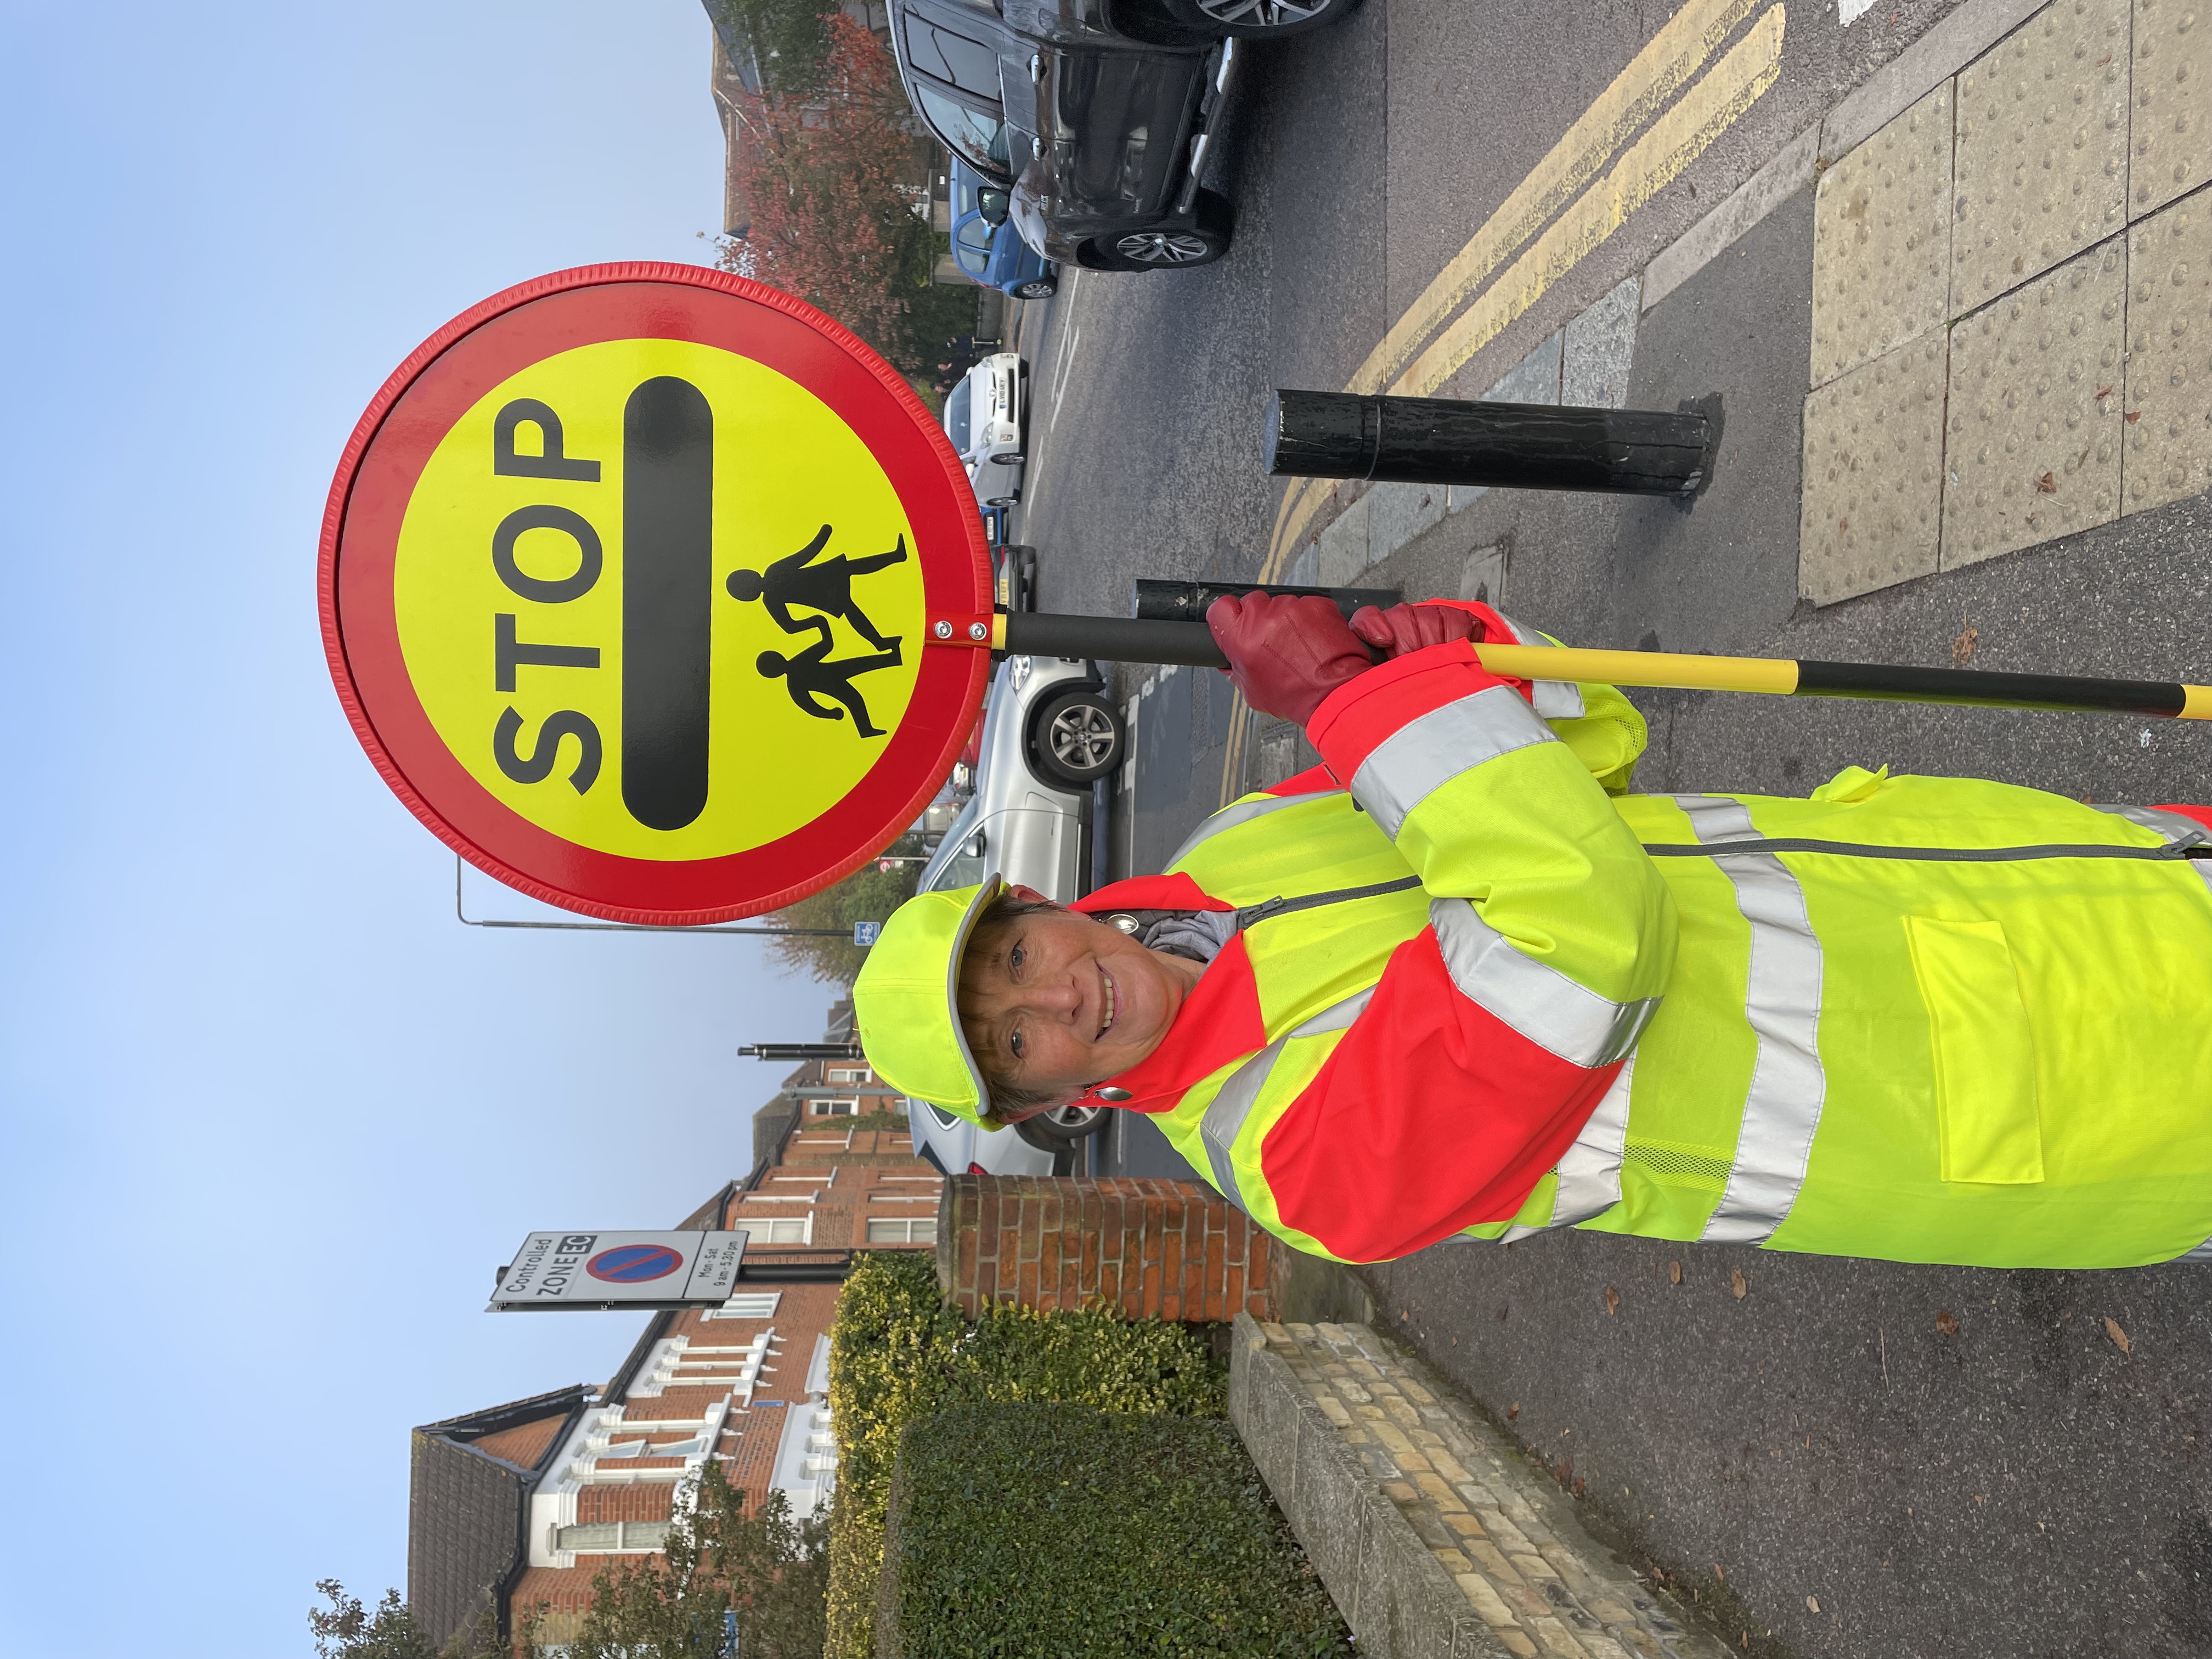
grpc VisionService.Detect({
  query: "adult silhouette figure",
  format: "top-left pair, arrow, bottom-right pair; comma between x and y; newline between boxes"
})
726,525 -> 906,651
757,618 -> 903,739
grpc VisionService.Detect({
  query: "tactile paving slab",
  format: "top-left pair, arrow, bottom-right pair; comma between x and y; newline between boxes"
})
2124,188 -> 2212,513
1951,0 -> 2130,319
1943,238 -> 2126,566
1810,81 -> 1955,389
2130,0 -> 2212,219
1801,328 -> 1950,605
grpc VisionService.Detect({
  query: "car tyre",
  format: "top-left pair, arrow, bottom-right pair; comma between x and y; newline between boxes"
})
1015,1102 -> 1111,1147
1029,689 -> 1125,788
1167,0 -> 1363,36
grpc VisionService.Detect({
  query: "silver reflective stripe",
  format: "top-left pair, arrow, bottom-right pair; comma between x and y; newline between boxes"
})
2089,802 -> 2212,851
1430,899 -> 1659,1068
2174,1234 -> 2212,1263
1349,684 -> 1556,838
1545,1054 -> 1637,1230
1167,789 -> 1319,869
1671,795 -> 1828,1245
1499,611 -> 1587,720
1200,987 -> 1376,1211
2199,861 -> 2212,902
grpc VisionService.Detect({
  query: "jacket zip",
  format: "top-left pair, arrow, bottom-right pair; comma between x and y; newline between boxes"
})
1641,836 -> 2204,863
1234,873 -> 1424,931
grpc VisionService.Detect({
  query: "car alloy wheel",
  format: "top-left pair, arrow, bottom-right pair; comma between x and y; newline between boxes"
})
1030,689 -> 1124,788
1015,1101 -> 1110,1148
1190,0 -> 1344,29
1114,228 -> 1217,265
1014,279 -> 1055,298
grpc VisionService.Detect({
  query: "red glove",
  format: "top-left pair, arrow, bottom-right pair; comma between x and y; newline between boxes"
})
1348,600 -> 1505,659
1206,592 -> 1373,726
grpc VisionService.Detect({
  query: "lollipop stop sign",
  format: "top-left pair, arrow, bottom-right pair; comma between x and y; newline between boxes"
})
320,264 -> 993,924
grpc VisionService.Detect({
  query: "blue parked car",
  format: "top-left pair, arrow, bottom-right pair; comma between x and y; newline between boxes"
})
949,157 -> 1057,300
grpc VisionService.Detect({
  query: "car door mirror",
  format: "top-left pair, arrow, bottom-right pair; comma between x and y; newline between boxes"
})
967,830 -> 988,859
978,188 -> 1009,227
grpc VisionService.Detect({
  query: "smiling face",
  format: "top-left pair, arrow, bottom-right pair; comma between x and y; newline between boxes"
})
956,889 -> 1206,1114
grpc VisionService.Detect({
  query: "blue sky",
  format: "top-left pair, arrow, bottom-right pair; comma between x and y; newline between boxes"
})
0,5 -> 838,1653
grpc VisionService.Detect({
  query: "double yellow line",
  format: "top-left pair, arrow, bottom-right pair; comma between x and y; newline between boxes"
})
1216,0 -> 1789,805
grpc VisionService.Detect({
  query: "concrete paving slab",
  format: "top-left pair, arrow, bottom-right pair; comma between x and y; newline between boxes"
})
1460,544 -> 1509,608
2123,185 -> 2212,512
1317,491 -> 1371,586
1950,0 -> 2131,319
1486,332 -> 1565,405
1560,278 -> 1641,408
1809,80 -> 1955,388
2129,0 -> 2212,218
1943,236 -> 2126,565
1801,326 -> 1950,602
1368,483 -> 1448,566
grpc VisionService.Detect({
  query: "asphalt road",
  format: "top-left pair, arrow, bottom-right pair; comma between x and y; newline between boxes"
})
996,2 -> 2212,1654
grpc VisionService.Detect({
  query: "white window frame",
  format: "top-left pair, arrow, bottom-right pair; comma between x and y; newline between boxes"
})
866,1216 -> 938,1244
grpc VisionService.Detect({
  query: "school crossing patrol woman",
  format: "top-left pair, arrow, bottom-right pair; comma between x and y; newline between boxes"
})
855,594 -> 2212,1269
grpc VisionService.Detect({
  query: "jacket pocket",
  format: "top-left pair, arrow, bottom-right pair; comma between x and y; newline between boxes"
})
1904,915 -> 2044,1183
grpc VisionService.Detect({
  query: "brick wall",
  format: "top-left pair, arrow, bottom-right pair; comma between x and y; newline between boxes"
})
938,1175 -> 1277,1323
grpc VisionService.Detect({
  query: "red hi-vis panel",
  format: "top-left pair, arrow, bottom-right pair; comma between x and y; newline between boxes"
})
320,264 -> 991,924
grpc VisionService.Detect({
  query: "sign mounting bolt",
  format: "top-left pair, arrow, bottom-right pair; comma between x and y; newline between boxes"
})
933,620 -> 953,640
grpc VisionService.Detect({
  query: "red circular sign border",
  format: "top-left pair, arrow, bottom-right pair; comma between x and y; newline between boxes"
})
318,263 -> 991,926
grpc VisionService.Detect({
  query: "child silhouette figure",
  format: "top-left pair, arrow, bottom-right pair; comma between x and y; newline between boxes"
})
726,525 -> 906,651
757,619 -> 903,738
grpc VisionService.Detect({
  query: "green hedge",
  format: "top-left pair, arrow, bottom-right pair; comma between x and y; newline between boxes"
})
826,1252 -> 1227,1659
887,1403 -> 1352,1658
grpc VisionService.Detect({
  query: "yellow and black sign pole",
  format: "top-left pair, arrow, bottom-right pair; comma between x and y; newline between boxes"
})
997,613 -> 2212,722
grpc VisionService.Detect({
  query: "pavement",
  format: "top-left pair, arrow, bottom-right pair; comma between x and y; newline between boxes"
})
994,0 -> 2212,1651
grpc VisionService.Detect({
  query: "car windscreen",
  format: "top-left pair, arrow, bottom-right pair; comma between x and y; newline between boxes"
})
912,83 -> 1011,181
943,379 -> 972,446
919,796 -> 983,891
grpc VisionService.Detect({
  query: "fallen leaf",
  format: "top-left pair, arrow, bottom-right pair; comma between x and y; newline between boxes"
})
1606,1286 -> 1621,1316
2035,471 -> 2056,493
2106,1316 -> 2132,1356
2097,50 -> 2112,63
1507,1401 -> 1520,1421
2095,385 -> 2113,399
1731,1268 -> 1748,1300
1400,1309 -> 1410,1322
1837,516 -> 1850,532
1715,1563 -> 1726,1581
1951,623 -> 1979,664
1670,1260 -> 1684,1285
1451,1336 -> 1459,1346
1936,1310 -> 1960,1336
2125,410 -> 2142,424
1808,1596 -> 1821,1613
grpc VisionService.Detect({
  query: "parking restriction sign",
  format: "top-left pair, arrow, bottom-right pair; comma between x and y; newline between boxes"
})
321,264 -> 992,924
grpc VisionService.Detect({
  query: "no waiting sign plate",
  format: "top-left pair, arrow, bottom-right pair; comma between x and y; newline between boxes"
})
489,1230 -> 749,1311
321,264 -> 992,924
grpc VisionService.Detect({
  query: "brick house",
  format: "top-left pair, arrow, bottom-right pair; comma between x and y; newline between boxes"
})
408,1018 -> 935,1653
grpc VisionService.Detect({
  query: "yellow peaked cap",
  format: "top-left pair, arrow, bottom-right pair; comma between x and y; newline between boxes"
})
852,876 -> 1000,1125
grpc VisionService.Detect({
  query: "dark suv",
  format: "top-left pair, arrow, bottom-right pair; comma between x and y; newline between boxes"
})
890,0 -> 1357,272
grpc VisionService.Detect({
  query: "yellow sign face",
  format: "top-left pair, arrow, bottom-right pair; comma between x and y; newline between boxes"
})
393,338 -> 924,861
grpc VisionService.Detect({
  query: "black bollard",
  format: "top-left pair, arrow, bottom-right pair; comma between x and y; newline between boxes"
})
1263,388 -> 1711,495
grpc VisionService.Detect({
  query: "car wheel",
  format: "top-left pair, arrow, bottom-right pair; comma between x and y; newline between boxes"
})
1170,0 -> 1362,36
1107,221 -> 1228,268
992,451 -> 1026,465
1015,1101 -> 1111,1148
1013,278 -> 1056,298
1030,690 -> 1125,788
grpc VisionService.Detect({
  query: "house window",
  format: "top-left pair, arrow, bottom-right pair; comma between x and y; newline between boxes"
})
825,1067 -> 872,1084
809,1099 -> 859,1116
707,1292 -> 783,1320
600,1431 -> 708,1459
556,1520 -> 670,1553
736,1217 -> 810,1244
867,1217 -> 937,1244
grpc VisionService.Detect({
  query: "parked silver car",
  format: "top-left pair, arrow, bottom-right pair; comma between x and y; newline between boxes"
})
941,351 -> 1026,508
905,649 -> 1125,1173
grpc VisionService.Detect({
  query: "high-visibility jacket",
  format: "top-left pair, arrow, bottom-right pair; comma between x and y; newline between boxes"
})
1074,632 -> 2212,1268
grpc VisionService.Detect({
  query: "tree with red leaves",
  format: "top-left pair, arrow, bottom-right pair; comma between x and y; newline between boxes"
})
721,13 -> 936,367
